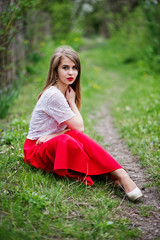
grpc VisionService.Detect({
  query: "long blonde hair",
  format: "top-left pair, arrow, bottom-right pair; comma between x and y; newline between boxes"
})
38,46 -> 81,110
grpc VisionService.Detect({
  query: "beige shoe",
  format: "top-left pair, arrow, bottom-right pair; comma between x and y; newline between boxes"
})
126,187 -> 143,201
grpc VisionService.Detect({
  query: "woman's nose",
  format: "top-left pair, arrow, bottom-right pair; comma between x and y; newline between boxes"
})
68,68 -> 73,74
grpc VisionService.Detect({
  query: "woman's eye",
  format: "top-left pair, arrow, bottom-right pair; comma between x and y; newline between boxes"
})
62,66 -> 77,70
63,66 -> 68,70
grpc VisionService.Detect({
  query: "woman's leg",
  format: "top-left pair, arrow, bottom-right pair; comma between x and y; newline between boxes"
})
110,168 -> 136,193
110,168 -> 143,200
65,130 -> 123,175
65,130 -> 143,200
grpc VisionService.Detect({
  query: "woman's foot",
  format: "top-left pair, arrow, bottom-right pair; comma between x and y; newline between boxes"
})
115,181 -> 143,201
111,169 -> 143,201
126,186 -> 143,201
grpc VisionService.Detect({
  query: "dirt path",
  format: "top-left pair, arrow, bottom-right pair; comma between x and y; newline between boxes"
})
95,103 -> 160,240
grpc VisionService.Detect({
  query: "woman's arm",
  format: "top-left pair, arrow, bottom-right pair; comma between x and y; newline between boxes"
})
36,86 -> 84,145
36,129 -> 68,145
65,86 -> 84,132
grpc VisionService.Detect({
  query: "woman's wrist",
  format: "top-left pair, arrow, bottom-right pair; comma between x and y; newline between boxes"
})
68,99 -> 76,106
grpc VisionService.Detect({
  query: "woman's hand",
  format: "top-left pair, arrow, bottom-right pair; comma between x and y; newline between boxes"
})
36,130 -> 68,145
36,134 -> 56,145
65,86 -> 76,104
64,86 -> 84,132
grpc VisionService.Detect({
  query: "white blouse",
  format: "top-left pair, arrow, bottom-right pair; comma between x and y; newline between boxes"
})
27,86 -> 75,140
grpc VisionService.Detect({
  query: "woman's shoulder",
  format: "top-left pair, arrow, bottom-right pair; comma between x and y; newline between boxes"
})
41,86 -> 62,99
40,86 -> 66,106
44,86 -> 58,94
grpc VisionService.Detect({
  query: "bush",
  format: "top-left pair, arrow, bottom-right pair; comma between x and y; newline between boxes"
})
0,84 -> 19,119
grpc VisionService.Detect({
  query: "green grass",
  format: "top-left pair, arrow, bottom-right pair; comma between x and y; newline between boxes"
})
0,41 -> 141,239
1,34 -> 159,239
139,205 -> 155,217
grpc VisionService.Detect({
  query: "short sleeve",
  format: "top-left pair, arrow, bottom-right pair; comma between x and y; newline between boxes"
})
45,91 -> 75,124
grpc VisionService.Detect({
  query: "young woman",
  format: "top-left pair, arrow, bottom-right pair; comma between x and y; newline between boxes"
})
23,46 -> 143,201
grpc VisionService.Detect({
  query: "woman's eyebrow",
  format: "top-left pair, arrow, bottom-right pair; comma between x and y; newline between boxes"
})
62,64 -> 76,67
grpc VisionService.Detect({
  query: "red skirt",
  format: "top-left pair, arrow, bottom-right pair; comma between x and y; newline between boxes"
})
23,130 -> 122,185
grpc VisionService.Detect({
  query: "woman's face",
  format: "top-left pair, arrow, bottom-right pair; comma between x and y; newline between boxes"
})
57,56 -> 78,88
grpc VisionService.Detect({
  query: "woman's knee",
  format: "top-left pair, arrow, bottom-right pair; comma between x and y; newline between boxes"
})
58,133 -> 78,146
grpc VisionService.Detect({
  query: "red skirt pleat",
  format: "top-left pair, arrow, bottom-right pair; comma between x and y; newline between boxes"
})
23,130 -> 122,185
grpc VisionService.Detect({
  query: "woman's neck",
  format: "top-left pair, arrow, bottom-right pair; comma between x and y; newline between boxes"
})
54,83 -> 68,95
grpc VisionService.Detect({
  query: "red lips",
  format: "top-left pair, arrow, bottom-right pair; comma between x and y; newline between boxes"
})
67,77 -> 74,81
